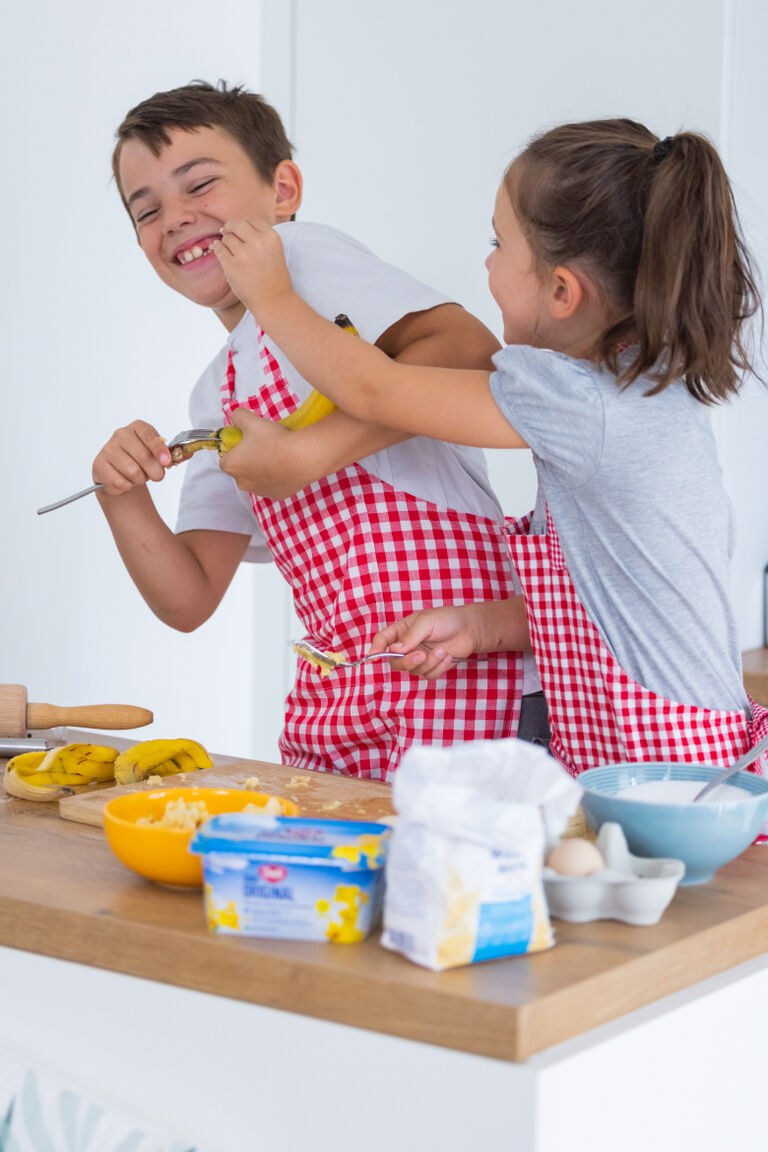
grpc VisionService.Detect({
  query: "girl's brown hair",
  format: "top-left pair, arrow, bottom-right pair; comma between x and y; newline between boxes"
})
505,118 -> 761,403
112,80 -> 293,221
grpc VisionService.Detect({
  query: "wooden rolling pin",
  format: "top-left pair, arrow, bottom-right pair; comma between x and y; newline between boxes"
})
0,684 -> 153,737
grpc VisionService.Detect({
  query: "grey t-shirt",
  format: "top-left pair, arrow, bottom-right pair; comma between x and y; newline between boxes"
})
489,345 -> 748,713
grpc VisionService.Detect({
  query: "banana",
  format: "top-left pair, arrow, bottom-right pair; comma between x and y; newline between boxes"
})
113,737 -> 213,785
171,425 -> 243,462
3,743 -> 118,801
170,314 -> 358,461
280,314 -> 358,430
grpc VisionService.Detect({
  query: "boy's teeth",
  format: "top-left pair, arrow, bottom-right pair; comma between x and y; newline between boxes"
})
180,243 -> 214,264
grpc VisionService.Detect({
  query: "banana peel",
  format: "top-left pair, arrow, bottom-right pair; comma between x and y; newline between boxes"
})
4,743 -> 119,802
113,737 -> 213,785
3,737 -> 214,799
171,313 -> 359,462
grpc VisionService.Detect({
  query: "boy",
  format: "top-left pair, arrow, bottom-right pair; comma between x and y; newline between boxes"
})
95,80 -> 534,779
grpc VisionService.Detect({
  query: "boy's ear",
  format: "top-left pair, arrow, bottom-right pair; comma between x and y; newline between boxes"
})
548,266 -> 584,319
273,160 -> 303,220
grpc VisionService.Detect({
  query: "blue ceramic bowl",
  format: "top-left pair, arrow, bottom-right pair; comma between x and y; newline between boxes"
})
579,762 -> 768,886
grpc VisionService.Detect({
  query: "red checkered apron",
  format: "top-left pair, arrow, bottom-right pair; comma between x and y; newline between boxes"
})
507,507 -> 768,787
221,330 -> 523,780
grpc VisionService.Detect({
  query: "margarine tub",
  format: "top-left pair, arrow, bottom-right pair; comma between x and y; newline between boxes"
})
189,814 -> 390,941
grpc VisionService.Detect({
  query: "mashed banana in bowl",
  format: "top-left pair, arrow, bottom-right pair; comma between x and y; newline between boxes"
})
103,787 -> 299,887
135,795 -> 283,829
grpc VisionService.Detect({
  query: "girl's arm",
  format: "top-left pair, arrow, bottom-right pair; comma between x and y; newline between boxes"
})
214,220 -> 528,451
220,408 -> 408,499
220,302 -> 502,500
367,598 -> 532,680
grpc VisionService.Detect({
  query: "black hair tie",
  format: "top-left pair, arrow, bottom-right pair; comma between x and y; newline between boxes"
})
653,136 -> 673,163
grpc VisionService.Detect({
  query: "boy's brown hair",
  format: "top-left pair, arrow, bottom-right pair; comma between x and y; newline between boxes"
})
112,79 -> 294,218
506,118 -> 761,403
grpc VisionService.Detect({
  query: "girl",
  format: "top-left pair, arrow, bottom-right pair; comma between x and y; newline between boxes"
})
214,117 -> 768,776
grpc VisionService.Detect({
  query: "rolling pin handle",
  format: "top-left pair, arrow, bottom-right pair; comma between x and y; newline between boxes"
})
26,703 -> 154,731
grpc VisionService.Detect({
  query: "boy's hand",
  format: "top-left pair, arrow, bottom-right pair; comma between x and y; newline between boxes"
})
219,407 -> 297,498
92,420 -> 172,496
213,218 -> 292,318
368,605 -> 484,680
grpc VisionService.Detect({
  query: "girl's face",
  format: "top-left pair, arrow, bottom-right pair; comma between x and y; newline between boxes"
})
485,183 -> 552,347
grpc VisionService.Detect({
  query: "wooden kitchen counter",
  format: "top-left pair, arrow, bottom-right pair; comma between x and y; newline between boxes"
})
3,753 -> 768,1064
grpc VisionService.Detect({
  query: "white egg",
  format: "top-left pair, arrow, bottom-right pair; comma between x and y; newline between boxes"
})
547,837 -> 605,877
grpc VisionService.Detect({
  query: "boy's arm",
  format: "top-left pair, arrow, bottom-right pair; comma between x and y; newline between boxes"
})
377,301 -> 500,371
93,421 -> 249,630
220,302 -> 502,500
214,220 -> 528,451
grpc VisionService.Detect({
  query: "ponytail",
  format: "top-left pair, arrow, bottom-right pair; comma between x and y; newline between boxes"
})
508,120 -> 762,403
630,131 -> 760,402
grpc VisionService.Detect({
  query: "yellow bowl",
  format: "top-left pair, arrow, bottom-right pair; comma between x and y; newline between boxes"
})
102,787 -> 300,888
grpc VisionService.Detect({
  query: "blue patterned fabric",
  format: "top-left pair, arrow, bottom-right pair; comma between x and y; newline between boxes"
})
0,1050 -> 197,1152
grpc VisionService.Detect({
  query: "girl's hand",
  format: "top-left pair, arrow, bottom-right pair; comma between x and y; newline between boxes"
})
92,421 -> 171,496
219,408 -> 299,498
368,605 -> 484,680
213,218 -> 292,319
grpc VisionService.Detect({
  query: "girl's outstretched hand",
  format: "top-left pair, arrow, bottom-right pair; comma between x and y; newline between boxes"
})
219,407 -> 298,498
369,605 -> 483,680
214,217 -> 293,318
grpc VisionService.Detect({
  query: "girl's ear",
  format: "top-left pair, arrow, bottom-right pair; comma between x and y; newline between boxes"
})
273,160 -> 303,219
548,266 -> 584,319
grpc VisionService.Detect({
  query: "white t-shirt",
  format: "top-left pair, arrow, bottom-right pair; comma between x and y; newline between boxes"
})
176,220 -> 505,559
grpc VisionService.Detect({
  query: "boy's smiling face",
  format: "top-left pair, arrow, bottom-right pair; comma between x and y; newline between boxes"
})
118,125 -> 301,331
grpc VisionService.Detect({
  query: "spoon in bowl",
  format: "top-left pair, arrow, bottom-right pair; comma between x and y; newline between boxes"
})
692,733 -> 768,802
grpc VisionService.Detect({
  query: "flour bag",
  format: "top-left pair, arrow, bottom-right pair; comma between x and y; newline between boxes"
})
381,737 -> 582,970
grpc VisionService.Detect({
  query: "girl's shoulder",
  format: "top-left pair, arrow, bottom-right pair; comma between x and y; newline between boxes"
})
492,345 -> 601,411
494,343 -> 596,380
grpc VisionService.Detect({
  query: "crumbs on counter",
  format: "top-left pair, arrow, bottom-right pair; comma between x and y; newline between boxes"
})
288,775 -> 314,788
146,775 -> 164,787
244,777 -> 261,790
321,800 -> 342,812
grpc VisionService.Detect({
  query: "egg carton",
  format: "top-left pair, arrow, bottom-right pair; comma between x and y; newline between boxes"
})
543,822 -> 685,926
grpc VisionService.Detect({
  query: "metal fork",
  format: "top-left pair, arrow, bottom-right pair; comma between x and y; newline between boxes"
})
36,429 -> 223,515
292,638 -> 467,673
292,638 -> 398,673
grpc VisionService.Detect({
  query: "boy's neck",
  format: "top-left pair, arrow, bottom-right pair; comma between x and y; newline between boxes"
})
217,300 -> 248,332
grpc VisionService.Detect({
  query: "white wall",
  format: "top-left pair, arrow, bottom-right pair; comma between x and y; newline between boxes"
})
1,0 -> 765,769
1,0 -> 289,759
715,0 -> 768,647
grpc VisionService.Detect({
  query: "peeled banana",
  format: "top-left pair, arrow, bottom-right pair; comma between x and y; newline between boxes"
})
171,425 -> 243,462
113,737 -> 213,785
4,743 -> 119,801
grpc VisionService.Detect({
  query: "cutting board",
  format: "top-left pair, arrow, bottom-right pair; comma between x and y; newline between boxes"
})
58,758 -> 396,827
